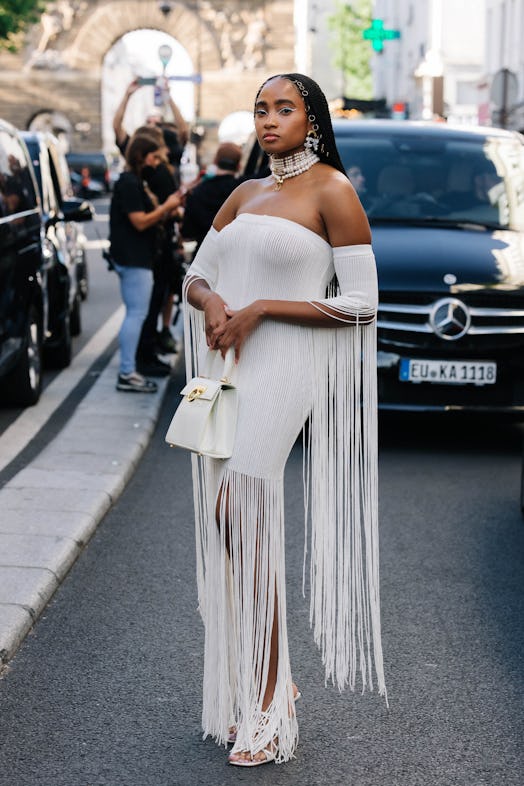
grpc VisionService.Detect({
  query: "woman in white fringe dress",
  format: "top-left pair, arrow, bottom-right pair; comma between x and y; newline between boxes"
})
183,73 -> 387,767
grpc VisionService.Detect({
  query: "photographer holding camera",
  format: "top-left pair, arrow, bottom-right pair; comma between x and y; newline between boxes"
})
112,79 -> 189,373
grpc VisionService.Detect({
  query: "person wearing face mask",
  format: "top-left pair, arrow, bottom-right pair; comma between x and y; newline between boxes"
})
109,133 -> 183,393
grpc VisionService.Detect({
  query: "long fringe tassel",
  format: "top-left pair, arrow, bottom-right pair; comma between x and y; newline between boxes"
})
305,321 -> 387,702
183,276 -> 209,615
199,467 -> 298,763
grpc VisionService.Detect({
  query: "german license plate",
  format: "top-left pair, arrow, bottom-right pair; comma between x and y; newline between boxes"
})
399,358 -> 497,385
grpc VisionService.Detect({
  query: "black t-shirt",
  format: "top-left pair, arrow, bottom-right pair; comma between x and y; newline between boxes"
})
115,134 -> 129,158
109,170 -> 156,268
117,131 -> 182,189
142,163 -> 176,203
181,174 -> 241,248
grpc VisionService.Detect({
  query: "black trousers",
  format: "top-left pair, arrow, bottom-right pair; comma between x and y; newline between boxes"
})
136,244 -> 184,361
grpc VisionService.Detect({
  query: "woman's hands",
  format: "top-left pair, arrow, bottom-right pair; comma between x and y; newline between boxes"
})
211,302 -> 265,362
128,188 -> 186,232
165,189 -> 185,215
188,277 -> 266,361
203,291 -> 229,350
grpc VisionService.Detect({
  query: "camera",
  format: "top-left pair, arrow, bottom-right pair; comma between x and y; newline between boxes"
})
137,76 -> 157,86
102,248 -> 117,272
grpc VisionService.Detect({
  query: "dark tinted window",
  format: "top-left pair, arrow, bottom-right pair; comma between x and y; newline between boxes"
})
0,130 -> 38,218
336,131 -> 524,230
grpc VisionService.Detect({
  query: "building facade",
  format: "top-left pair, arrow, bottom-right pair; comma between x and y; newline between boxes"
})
0,0 -> 295,152
370,0 -> 486,123
485,0 -> 524,130
295,0 -> 347,100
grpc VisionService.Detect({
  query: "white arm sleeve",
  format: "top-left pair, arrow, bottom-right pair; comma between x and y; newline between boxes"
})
308,243 -> 378,324
183,226 -> 219,297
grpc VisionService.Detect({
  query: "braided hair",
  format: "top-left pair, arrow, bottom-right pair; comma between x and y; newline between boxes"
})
254,72 -> 347,177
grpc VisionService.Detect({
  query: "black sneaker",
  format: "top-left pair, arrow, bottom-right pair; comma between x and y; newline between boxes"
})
116,371 -> 158,393
157,327 -> 177,354
136,356 -> 172,377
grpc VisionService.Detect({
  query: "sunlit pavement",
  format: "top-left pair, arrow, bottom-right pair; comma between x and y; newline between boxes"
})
0,350 -> 174,667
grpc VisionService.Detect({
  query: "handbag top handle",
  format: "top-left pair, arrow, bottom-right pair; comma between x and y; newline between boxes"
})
202,347 -> 235,383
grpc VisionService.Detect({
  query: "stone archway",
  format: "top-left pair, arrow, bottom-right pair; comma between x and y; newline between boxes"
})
0,0 -> 295,151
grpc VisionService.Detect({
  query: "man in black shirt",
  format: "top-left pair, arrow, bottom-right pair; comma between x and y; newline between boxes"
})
181,142 -> 242,256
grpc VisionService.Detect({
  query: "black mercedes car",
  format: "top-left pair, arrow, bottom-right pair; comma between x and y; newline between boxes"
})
331,119 -> 524,413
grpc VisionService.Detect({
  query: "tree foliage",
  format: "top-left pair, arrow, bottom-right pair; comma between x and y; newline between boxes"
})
327,0 -> 373,99
0,0 -> 46,51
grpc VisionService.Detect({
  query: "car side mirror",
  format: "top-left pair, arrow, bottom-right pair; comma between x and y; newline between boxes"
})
62,198 -> 95,222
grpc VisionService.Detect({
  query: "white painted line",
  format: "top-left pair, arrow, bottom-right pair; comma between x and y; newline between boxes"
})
0,304 -> 124,474
84,238 -> 109,250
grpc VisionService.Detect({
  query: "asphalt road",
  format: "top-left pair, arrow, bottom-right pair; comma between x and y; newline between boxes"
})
0,376 -> 522,785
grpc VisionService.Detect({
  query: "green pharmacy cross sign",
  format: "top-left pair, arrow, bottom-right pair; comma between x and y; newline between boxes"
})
363,19 -> 400,52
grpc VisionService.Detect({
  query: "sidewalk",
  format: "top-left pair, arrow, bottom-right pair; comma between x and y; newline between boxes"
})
0,353 -> 173,669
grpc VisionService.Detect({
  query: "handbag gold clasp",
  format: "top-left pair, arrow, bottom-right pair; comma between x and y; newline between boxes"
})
186,385 -> 206,402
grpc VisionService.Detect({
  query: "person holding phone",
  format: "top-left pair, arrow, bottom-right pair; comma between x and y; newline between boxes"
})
112,78 -> 189,158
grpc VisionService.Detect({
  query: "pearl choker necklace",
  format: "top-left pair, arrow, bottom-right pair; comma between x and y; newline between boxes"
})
269,148 -> 320,190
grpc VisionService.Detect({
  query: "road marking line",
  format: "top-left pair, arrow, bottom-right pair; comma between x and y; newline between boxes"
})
84,239 -> 109,250
0,305 -> 124,474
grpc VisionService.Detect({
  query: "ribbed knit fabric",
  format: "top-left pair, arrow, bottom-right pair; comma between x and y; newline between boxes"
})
182,213 -> 386,763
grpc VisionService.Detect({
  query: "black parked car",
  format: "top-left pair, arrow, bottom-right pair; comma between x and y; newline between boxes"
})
246,120 -> 524,413
22,131 -> 94,368
0,120 -> 46,405
23,132 -> 94,303
332,120 -> 524,413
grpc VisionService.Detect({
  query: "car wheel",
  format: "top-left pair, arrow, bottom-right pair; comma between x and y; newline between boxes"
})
2,306 -> 43,406
44,311 -> 72,369
70,291 -> 82,337
77,251 -> 89,301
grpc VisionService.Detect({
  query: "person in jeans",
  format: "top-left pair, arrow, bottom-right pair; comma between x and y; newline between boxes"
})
109,134 -> 183,392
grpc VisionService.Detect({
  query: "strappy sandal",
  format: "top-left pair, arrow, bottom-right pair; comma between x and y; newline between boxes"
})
228,742 -> 278,767
228,738 -> 278,768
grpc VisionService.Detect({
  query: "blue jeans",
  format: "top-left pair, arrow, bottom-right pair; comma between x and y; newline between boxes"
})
114,264 -> 153,375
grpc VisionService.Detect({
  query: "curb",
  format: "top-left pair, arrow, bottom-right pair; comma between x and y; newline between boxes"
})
0,352 -> 172,668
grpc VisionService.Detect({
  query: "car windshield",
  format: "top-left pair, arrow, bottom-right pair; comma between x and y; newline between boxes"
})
336,132 -> 524,231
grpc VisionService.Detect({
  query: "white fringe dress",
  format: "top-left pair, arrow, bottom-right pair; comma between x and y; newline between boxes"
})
183,213 -> 386,763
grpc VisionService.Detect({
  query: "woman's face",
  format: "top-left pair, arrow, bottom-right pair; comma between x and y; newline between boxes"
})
143,149 -> 163,168
254,77 -> 310,158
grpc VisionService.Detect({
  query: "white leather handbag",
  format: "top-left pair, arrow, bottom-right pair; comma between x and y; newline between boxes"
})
165,348 -> 237,459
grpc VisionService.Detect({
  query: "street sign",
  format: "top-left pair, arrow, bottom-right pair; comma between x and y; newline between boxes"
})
363,19 -> 400,52
490,68 -> 518,108
490,68 -> 519,128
